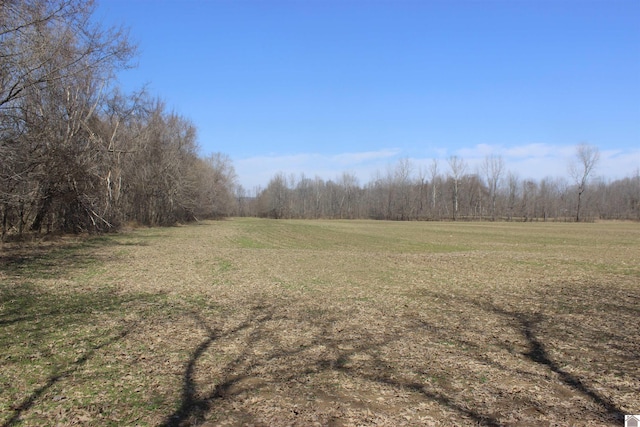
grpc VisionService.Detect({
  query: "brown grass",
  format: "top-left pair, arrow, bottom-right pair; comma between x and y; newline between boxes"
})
1,218 -> 638,426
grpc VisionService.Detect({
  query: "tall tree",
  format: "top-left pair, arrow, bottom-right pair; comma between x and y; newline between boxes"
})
259,172 -> 290,219
390,158 -> 413,220
194,153 -> 238,219
569,143 -> 600,222
428,159 -> 439,216
0,0 -> 135,236
482,154 -> 504,221
505,171 -> 519,221
447,156 -> 467,221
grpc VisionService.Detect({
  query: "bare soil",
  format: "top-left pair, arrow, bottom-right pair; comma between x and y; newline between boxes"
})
1,219 -> 638,426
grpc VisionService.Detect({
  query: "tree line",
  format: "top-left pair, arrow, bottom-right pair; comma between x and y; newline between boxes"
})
1,0 -> 238,240
249,150 -> 639,222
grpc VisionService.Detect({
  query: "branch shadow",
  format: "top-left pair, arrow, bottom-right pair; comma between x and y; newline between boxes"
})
159,279 -> 637,426
418,288 -> 629,424
1,235 -> 165,426
0,235 -> 146,281
161,307 -> 275,427
1,325 -> 133,427
516,311 -> 624,423
161,300 -> 503,426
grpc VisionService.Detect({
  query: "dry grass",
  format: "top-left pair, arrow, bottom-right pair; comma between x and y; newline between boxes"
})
1,218 -> 639,426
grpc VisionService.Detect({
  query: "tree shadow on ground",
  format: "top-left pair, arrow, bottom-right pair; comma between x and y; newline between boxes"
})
0,234 -> 159,333
515,311 -> 623,422
161,301 -> 503,426
0,235 -> 162,426
0,235 -> 146,280
161,310 -> 262,427
0,277 -> 159,426
1,327 -> 132,427
162,280 -> 637,426
417,287 -> 632,425
0,283 -> 165,426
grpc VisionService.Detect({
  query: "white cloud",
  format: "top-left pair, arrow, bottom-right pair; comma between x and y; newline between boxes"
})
456,143 -> 496,158
234,144 -> 640,191
234,149 -> 401,190
449,143 -> 638,181
598,148 -> 640,180
504,143 -> 555,158
331,149 -> 401,165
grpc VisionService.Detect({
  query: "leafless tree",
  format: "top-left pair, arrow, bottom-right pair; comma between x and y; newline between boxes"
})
0,0 -> 135,236
482,154 -> 504,220
447,156 -> 467,220
428,159 -> 439,216
569,143 -> 600,222
337,172 -> 359,219
0,1 -> 261,239
520,180 -> 538,222
254,161 -> 638,223
258,172 -> 290,219
194,153 -> 238,219
389,158 -> 413,220
505,171 -> 519,221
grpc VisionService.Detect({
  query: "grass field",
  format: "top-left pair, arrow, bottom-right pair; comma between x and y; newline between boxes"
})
1,218 -> 639,426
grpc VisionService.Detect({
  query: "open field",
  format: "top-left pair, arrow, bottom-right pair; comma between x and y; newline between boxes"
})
1,218 -> 639,426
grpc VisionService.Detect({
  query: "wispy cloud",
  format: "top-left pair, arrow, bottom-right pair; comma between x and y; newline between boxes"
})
445,143 -> 638,181
331,149 -> 401,165
234,149 -> 401,190
599,148 -> 640,178
234,144 -> 639,190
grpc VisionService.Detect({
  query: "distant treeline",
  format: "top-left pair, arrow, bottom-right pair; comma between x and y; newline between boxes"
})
1,0 -> 237,240
244,157 -> 640,222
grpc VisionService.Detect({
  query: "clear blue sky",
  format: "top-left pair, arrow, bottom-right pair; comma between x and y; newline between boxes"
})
96,0 -> 640,190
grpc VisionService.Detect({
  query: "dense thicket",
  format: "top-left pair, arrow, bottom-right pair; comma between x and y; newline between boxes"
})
251,160 -> 640,222
1,0 -> 237,240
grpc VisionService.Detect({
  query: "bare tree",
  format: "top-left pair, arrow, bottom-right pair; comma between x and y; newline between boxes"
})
428,159 -> 439,214
569,143 -> 600,222
253,163 -> 639,222
520,179 -> 538,222
505,171 -> 519,221
416,166 -> 427,219
195,153 -> 238,219
447,156 -> 467,221
259,173 -> 290,219
1,0 -> 135,236
482,154 -> 504,221
337,172 -> 359,219
391,158 -> 413,220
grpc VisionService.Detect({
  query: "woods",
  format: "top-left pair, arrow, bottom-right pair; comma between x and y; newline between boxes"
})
251,157 -> 640,222
0,0 -> 238,239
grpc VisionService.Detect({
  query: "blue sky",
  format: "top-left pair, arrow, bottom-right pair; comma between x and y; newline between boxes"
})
96,0 -> 640,190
